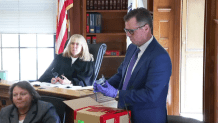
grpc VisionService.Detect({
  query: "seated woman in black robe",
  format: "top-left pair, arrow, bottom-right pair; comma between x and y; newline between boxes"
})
38,34 -> 95,86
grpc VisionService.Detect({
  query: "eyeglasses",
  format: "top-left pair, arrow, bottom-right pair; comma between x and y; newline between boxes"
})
124,23 -> 147,35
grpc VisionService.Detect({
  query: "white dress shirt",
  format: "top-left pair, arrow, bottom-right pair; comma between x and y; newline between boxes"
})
132,35 -> 153,72
71,57 -> 78,64
116,36 -> 153,98
19,120 -> 24,123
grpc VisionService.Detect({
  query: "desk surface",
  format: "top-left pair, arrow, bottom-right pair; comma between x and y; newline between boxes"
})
0,80 -> 94,98
0,80 -> 113,102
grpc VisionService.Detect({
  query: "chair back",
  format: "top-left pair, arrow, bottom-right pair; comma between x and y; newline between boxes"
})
168,115 -> 203,123
88,43 -> 107,83
40,96 -> 66,123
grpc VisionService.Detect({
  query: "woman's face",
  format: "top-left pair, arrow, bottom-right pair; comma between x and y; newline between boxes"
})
12,86 -> 32,110
70,41 -> 82,58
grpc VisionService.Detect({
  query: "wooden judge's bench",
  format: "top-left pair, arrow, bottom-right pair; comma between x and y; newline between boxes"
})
0,80 -> 117,122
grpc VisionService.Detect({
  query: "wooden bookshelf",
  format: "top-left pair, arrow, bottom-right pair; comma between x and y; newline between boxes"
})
69,0 -> 154,79
86,10 -> 127,12
82,0 -> 127,79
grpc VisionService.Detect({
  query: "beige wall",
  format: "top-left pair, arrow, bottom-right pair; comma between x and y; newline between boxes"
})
143,0 -> 148,8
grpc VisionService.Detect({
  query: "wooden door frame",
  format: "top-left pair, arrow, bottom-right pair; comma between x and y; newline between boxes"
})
172,0 -> 181,115
203,0 -> 218,122
69,0 -> 82,36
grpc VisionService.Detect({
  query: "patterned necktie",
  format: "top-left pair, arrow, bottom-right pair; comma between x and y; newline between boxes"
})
122,48 -> 140,90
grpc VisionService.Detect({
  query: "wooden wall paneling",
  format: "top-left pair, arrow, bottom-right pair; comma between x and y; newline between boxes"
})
0,85 -> 11,110
154,0 -> 180,115
96,35 -> 126,55
69,0 -> 82,36
98,57 -> 125,79
82,0 -> 87,37
214,0 -> 218,122
172,0 -> 181,116
0,97 -> 11,110
203,0 -> 217,122
100,12 -> 126,33
147,0 -> 153,12
80,0 -> 127,80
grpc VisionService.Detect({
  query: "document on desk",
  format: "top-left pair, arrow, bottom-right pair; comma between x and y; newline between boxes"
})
30,81 -> 93,90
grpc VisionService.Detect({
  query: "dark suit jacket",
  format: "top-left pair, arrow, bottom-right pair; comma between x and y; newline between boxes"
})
0,100 -> 60,123
38,54 -> 95,86
108,37 -> 172,123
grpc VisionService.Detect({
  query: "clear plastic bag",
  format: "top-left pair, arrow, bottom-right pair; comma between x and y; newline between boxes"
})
95,74 -> 106,85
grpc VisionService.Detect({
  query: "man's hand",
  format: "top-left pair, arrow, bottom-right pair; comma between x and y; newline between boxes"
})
93,81 -> 118,98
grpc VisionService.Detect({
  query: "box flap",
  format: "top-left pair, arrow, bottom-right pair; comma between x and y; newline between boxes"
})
63,97 -> 100,110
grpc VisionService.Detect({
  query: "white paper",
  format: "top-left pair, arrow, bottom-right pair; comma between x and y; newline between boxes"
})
30,81 -> 93,90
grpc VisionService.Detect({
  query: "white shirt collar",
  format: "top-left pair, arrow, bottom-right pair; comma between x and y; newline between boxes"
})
131,35 -> 154,73
138,35 -> 153,53
71,57 -> 78,64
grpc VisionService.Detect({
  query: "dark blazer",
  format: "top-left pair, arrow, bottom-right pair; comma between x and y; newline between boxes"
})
0,100 -> 60,123
108,37 -> 172,123
38,54 -> 95,86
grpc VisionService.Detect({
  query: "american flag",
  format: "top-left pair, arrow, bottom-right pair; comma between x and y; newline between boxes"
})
56,0 -> 73,54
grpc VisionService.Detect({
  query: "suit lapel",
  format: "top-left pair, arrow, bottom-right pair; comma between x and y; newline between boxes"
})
10,106 -> 19,123
126,38 -> 158,89
23,102 -> 37,123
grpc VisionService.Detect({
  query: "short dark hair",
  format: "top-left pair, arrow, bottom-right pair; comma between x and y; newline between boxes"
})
9,81 -> 41,103
124,7 -> 153,30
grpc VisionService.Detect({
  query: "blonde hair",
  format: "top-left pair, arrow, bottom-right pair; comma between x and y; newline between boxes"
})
63,34 -> 93,61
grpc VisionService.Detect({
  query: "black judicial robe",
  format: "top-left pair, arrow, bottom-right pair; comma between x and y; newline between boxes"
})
38,54 -> 95,86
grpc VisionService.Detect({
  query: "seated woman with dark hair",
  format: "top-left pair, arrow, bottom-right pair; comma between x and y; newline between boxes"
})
0,81 -> 60,123
38,34 -> 95,86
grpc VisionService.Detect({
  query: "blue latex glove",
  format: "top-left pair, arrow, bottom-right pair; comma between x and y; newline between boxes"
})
94,81 -> 118,98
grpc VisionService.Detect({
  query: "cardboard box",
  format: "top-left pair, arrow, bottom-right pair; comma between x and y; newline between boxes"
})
64,97 -> 131,123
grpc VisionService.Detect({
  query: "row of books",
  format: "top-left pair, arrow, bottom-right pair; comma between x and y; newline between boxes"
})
86,36 -> 97,44
86,36 -> 120,56
87,0 -> 128,10
105,50 -> 120,56
86,13 -> 102,33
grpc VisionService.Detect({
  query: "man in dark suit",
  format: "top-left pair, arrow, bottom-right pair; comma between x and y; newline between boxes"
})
94,8 -> 172,123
